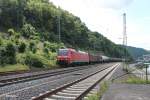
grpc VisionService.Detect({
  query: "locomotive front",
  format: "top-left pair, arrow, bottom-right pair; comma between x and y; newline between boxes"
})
57,49 -> 71,65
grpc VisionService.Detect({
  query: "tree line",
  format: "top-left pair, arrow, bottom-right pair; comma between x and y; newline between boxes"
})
0,0 -> 132,66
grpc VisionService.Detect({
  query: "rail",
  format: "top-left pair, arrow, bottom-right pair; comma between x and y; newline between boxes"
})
0,65 -> 96,87
32,63 -> 120,100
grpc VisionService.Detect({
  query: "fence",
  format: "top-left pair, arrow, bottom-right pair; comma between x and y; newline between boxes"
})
130,67 -> 150,80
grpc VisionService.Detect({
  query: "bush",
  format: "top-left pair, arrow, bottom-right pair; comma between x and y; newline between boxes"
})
25,52 -> 56,68
16,54 -> 26,64
21,24 -> 36,38
29,41 -> 37,53
0,46 -> 6,65
18,42 -> 26,53
0,43 -> 16,65
15,32 -> 21,39
43,42 -> 65,52
0,38 -> 3,45
49,52 -> 57,60
8,28 -> 15,36
25,53 -> 45,68
5,43 -> 16,64
43,47 -> 49,54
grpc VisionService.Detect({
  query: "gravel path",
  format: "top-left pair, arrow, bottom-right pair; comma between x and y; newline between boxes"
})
102,63 -> 150,100
102,84 -> 150,100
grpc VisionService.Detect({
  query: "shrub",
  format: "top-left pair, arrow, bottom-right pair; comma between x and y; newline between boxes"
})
18,42 -> 26,53
16,54 -> 26,64
15,32 -> 21,39
43,47 -> 49,54
8,28 -> 15,36
43,42 -> 65,53
25,53 -> 44,68
12,38 -> 19,45
21,24 -> 36,38
0,46 -> 6,65
0,43 -> 16,65
0,38 -> 3,45
25,52 -> 55,68
49,52 -> 57,60
29,41 -> 37,53
5,42 -> 16,64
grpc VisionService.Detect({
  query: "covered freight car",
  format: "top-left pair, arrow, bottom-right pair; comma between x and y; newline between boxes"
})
89,54 -> 102,63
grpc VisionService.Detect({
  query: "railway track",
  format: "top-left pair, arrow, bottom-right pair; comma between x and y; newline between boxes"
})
0,65 -> 98,87
32,63 -> 120,100
0,63 -> 117,100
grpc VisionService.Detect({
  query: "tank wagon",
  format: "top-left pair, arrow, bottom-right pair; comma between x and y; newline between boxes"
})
57,48 -> 122,66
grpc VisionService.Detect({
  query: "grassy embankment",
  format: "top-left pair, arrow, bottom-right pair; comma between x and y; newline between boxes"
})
86,81 -> 109,100
124,75 -> 150,84
0,64 -> 29,73
0,60 -> 57,73
123,64 -> 150,84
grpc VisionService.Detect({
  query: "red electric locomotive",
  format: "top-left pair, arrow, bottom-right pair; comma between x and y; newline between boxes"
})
57,48 -> 122,66
57,48 -> 89,66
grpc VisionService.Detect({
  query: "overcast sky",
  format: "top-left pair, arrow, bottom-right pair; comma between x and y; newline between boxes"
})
49,0 -> 150,50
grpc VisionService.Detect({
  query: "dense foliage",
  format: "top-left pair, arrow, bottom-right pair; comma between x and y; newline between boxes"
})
0,42 -> 16,65
0,0 -> 132,67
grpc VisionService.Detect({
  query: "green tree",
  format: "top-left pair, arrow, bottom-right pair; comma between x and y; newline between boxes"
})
5,42 -> 16,64
21,24 -> 36,38
8,28 -> 15,36
0,0 -> 132,60
18,42 -> 26,53
0,43 -> 16,65
29,41 -> 37,53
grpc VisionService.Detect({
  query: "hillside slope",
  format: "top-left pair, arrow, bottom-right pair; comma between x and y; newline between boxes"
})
0,0 -> 132,68
127,46 -> 150,60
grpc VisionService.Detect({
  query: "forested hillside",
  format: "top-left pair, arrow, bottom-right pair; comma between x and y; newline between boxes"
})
0,0 -> 131,69
127,46 -> 150,60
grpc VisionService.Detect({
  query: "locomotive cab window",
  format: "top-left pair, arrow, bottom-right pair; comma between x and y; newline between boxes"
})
58,50 -> 68,56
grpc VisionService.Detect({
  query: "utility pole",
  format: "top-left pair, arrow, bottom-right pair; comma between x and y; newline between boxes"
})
123,13 -> 128,71
123,13 -> 127,47
58,15 -> 61,43
58,7 -> 61,43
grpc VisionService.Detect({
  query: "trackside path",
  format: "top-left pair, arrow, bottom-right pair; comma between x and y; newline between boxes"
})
102,64 -> 150,100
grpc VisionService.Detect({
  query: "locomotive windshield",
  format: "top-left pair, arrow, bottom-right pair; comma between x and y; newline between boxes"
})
58,49 -> 68,56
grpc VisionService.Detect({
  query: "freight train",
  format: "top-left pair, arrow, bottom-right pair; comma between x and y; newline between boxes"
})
57,48 -> 122,66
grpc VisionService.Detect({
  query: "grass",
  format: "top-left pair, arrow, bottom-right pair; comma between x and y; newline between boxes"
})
86,93 -> 99,100
121,65 -> 150,84
44,60 -> 58,69
86,81 -> 109,100
0,64 -> 30,73
124,76 -> 150,84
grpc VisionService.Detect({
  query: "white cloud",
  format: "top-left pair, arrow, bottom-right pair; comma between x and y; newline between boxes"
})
99,0 -> 133,9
